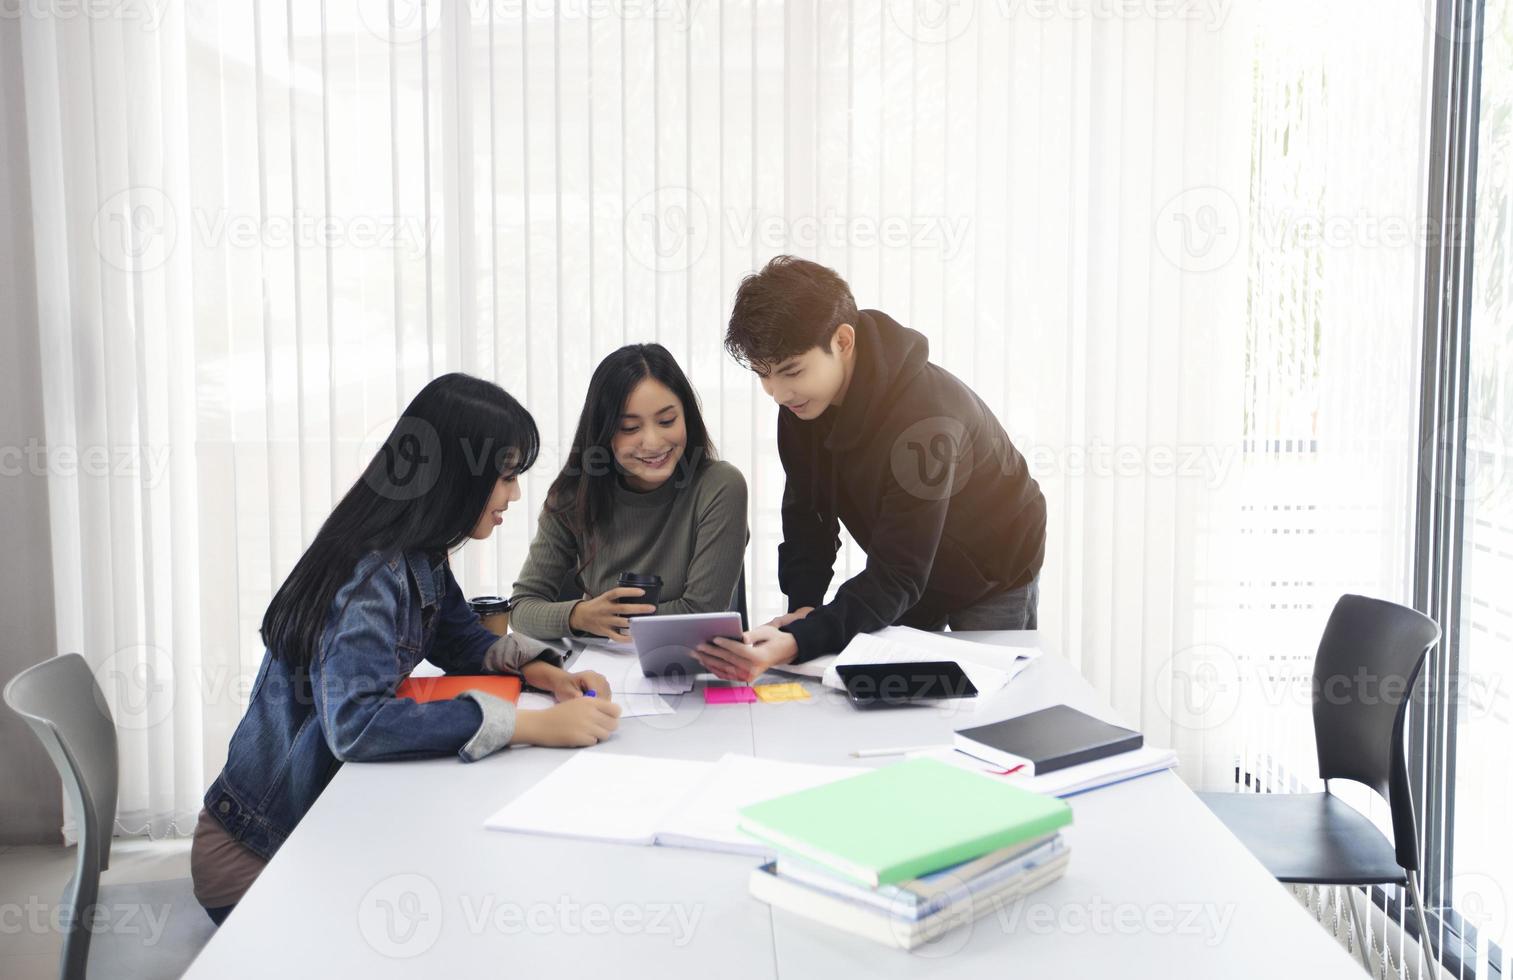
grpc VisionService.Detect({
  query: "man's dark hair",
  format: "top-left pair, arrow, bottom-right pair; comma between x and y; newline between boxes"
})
725,255 -> 859,373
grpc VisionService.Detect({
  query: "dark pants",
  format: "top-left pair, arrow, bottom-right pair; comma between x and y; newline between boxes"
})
204,903 -> 234,926
923,575 -> 1039,632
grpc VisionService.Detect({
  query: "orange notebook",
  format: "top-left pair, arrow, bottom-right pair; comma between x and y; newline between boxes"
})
395,674 -> 522,704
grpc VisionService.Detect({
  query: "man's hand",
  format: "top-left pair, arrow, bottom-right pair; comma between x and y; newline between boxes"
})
520,659 -> 612,702
693,625 -> 801,683
763,606 -> 814,630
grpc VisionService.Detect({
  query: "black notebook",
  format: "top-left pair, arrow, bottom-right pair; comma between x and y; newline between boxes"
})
953,705 -> 1142,775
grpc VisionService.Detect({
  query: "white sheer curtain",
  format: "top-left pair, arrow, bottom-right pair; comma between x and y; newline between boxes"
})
15,0 -> 1429,839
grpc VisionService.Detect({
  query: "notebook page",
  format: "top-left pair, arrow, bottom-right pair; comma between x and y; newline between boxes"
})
656,754 -> 865,855
483,752 -> 709,845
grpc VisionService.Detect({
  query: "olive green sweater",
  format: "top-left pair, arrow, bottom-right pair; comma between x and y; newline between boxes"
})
509,460 -> 749,639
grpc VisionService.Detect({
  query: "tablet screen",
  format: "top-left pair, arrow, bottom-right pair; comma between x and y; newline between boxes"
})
836,661 -> 979,706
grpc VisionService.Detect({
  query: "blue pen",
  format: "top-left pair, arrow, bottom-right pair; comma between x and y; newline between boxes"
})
584,689 -> 597,698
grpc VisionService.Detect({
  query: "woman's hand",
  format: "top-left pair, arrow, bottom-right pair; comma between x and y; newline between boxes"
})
568,587 -> 658,642
520,659 -> 611,702
512,696 -> 622,748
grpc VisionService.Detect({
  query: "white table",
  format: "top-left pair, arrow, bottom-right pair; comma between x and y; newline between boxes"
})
184,632 -> 1360,978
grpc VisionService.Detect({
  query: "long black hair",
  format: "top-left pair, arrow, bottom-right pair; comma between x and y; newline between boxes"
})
546,344 -> 716,570
261,373 -> 540,667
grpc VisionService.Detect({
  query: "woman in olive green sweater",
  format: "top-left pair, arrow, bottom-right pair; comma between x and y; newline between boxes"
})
511,344 -> 748,642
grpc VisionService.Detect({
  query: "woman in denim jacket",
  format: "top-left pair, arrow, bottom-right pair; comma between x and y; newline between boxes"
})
190,374 -> 620,925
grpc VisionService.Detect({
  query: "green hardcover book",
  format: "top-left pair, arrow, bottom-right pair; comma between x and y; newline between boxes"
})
737,758 -> 1073,888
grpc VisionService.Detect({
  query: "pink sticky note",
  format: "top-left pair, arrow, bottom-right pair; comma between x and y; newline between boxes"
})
704,685 -> 758,705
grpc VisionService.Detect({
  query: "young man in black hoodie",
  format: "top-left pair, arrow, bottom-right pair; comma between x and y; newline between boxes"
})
694,256 -> 1047,682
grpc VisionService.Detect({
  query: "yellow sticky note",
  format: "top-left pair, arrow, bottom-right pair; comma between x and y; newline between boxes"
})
754,682 -> 811,703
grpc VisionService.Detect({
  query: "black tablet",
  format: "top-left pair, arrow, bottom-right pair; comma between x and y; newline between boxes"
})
836,660 -> 979,709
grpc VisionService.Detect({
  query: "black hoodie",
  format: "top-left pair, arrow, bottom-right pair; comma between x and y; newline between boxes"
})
778,310 -> 1046,661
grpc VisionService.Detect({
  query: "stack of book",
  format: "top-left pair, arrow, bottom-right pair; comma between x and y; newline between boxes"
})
738,757 -> 1073,950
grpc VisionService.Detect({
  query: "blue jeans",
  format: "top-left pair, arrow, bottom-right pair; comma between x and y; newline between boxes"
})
925,576 -> 1040,632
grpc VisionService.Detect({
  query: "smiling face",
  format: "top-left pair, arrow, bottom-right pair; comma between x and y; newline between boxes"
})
612,378 -> 687,492
756,323 -> 857,421
468,472 -> 523,539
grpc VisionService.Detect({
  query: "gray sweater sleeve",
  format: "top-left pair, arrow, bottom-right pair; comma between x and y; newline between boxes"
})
509,508 -> 585,640
655,465 -> 750,618
480,631 -> 566,672
455,690 -> 516,761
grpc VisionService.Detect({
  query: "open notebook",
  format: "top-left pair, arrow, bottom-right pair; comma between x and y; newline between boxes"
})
483,752 -> 862,856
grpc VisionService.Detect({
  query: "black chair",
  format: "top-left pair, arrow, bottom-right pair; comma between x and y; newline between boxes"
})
555,567 -> 749,631
1198,594 -> 1440,973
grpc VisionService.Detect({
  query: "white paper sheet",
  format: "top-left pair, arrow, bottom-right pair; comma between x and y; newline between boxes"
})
516,691 -> 556,712
483,752 -> 862,853
772,628 -> 1041,696
656,755 -> 863,855
514,688 -> 673,719
816,627 -> 1042,710
568,645 -> 696,695
614,693 -> 677,717
483,753 -> 709,844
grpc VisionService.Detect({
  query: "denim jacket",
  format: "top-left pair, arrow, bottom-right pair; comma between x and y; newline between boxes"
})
203,549 -> 558,861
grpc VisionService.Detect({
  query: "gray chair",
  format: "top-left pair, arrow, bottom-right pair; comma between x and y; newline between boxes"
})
1198,594 -> 1441,973
4,653 -> 214,980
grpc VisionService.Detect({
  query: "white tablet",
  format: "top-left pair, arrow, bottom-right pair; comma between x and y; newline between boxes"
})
628,611 -> 745,679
